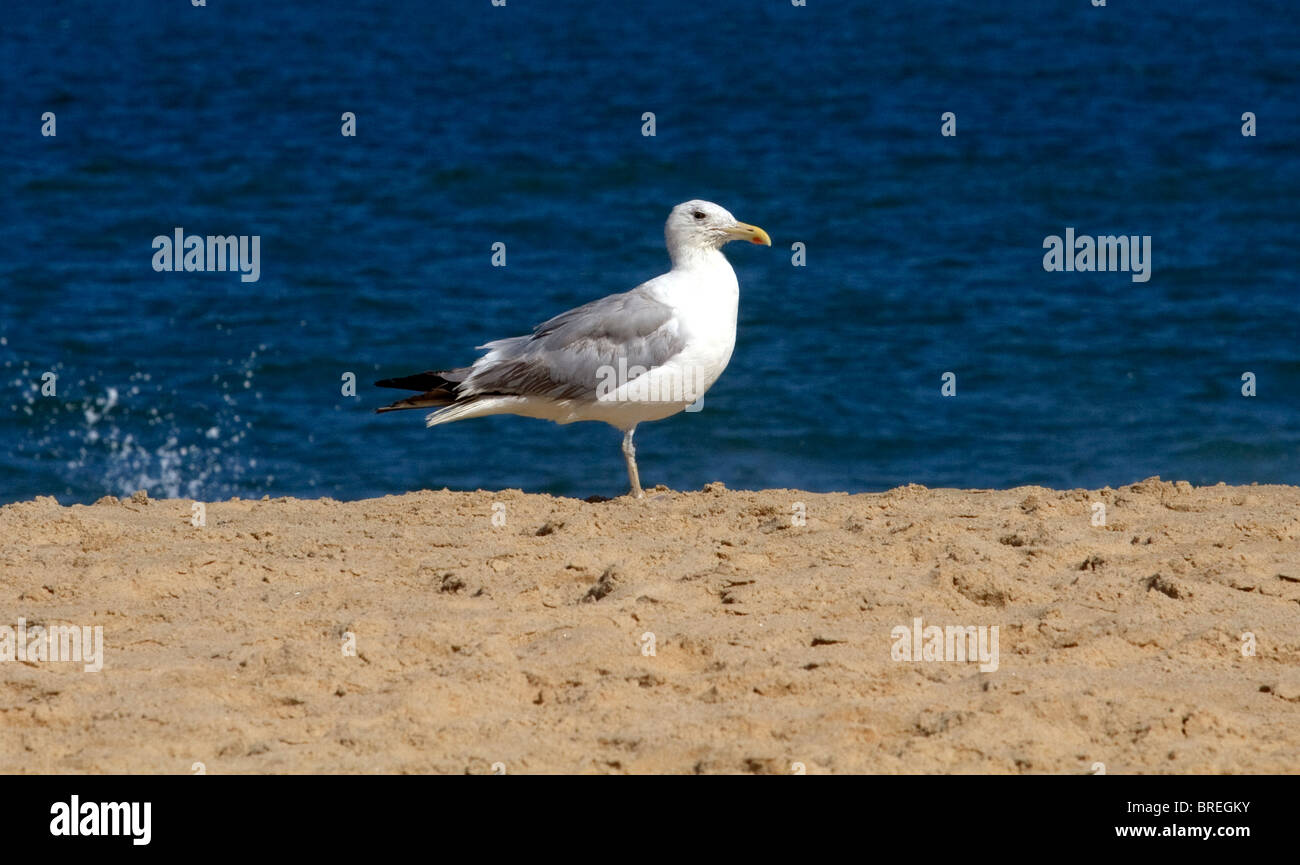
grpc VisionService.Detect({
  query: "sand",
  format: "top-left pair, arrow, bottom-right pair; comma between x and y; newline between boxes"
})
1,478 -> 1297,774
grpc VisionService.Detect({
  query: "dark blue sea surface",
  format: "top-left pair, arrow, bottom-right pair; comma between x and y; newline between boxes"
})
2,0 -> 1297,503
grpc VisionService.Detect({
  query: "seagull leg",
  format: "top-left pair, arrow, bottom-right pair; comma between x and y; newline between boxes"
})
621,426 -> 644,498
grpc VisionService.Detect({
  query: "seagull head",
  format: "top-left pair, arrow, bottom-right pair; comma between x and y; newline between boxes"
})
664,200 -> 771,264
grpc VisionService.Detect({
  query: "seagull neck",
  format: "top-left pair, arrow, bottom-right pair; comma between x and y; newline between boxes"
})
669,245 -> 730,272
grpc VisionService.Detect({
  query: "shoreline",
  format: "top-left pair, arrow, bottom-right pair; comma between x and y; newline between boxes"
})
2,478 -> 1298,773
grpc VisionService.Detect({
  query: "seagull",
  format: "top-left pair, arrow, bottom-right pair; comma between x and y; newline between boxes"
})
375,200 -> 771,498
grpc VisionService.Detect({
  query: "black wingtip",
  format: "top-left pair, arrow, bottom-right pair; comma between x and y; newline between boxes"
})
375,370 -> 466,392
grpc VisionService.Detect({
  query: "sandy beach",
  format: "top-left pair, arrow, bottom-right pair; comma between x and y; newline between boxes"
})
1,478 -> 1297,774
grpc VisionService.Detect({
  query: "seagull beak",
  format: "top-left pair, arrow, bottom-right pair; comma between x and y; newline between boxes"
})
726,221 -> 772,246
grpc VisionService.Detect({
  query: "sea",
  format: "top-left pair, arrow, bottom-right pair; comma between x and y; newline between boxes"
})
2,0 -> 1297,504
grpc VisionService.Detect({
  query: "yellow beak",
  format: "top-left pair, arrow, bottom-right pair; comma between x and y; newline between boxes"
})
726,221 -> 772,246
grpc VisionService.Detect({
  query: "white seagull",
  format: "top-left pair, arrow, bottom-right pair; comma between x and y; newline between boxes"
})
376,200 -> 771,498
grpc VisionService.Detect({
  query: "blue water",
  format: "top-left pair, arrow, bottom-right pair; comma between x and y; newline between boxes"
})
2,0 -> 1297,504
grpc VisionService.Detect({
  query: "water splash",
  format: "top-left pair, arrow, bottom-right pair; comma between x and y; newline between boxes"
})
5,349 -> 273,501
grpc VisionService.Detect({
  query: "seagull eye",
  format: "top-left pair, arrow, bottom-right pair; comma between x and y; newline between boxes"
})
692,211 -> 706,220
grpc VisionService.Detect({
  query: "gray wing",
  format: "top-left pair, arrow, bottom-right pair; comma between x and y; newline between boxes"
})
460,286 -> 686,401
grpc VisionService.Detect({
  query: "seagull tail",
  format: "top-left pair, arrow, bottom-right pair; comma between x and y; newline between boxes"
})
423,398 -> 502,427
